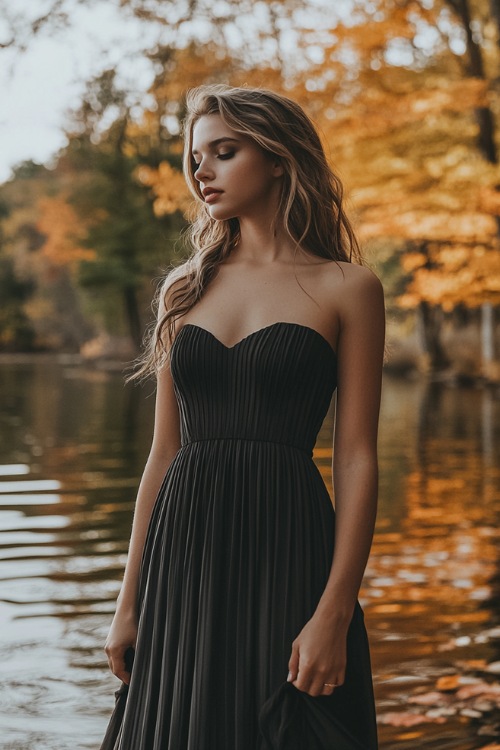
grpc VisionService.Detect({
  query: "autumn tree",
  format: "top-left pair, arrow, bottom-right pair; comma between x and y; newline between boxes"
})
0,160 -> 93,351
374,0 -> 499,375
60,70 -> 182,348
284,0 -> 500,374
0,195 -> 34,349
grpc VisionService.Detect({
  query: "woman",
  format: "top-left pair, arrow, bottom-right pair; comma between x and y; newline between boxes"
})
100,83 -> 385,750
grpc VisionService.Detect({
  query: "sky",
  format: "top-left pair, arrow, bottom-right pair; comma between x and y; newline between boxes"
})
0,1 -> 159,183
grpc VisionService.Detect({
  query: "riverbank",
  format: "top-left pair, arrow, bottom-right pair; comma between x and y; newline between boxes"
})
2,347 -> 500,388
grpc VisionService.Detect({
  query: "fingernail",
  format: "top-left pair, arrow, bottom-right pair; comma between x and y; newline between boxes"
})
287,671 -> 292,682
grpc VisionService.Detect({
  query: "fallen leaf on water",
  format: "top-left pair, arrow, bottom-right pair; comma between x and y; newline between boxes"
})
370,603 -> 402,614
475,701 -> 496,712
460,708 -> 483,718
436,675 -> 461,691
426,707 -> 456,718
410,691 -> 446,706
456,682 -> 500,700
395,732 -> 424,740
483,627 -> 500,639
379,712 -> 446,727
457,659 -> 488,670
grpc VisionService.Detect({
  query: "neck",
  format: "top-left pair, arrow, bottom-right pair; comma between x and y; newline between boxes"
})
234,219 -> 289,263
224,179 -> 296,263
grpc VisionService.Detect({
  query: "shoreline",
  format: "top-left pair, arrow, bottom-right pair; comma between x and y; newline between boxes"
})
1,350 -> 500,388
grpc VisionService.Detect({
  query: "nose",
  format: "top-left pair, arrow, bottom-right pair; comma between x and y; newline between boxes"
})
194,158 -> 214,183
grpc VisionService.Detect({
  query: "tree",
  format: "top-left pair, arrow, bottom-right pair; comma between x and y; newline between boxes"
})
288,0 -> 500,373
0,160 -> 99,351
0,197 -> 34,349
61,70 -> 181,348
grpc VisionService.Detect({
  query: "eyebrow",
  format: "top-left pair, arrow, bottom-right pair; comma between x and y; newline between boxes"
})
191,137 -> 240,156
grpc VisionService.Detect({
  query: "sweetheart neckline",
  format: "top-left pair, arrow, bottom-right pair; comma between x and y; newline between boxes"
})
174,321 -> 337,360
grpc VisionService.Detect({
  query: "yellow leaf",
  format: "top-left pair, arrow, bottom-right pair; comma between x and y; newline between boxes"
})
435,675 -> 460,691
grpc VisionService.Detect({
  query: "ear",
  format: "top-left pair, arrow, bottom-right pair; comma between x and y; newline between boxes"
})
271,160 -> 284,178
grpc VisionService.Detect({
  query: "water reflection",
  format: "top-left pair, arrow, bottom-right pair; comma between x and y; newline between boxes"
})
362,379 -> 500,748
0,360 -> 499,749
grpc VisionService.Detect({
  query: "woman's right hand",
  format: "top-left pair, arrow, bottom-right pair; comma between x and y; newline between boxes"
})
104,609 -> 138,685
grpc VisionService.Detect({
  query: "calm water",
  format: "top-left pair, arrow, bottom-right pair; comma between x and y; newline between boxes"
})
0,357 -> 499,750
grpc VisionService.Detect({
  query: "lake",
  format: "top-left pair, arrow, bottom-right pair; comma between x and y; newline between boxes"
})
0,357 -> 499,749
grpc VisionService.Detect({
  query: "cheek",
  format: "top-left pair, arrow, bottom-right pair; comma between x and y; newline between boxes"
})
233,160 -> 272,192
227,152 -> 268,181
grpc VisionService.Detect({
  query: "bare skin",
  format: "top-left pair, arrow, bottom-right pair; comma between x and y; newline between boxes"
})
104,113 -> 386,698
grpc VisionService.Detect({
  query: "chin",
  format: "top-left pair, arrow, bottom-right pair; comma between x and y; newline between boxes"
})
207,205 -> 238,222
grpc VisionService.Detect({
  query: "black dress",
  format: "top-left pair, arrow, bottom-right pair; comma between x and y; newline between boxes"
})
100,321 -> 378,750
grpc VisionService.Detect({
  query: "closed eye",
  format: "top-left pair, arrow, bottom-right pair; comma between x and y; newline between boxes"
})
192,151 -> 235,171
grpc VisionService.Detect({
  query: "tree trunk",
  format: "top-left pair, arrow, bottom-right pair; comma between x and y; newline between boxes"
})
124,286 -> 142,350
481,301 -> 495,371
418,302 -> 449,372
490,0 -> 500,49
450,0 -> 498,164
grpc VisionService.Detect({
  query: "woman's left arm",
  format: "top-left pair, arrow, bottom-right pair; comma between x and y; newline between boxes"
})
288,266 -> 385,696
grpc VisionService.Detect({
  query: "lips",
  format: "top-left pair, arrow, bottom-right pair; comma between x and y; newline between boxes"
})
202,187 -> 223,203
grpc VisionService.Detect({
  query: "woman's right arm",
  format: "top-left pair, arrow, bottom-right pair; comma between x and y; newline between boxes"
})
104,297 -> 181,684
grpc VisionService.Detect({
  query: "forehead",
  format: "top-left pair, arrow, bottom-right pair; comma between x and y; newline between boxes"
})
191,114 -> 240,152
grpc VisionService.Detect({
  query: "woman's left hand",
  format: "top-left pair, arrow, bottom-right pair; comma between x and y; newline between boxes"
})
287,610 -> 350,696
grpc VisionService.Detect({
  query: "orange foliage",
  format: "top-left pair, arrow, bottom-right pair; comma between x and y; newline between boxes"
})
328,2 -> 439,55
399,244 -> 500,309
36,196 -> 95,268
151,43 -> 236,106
360,211 -> 496,245
135,162 -> 192,217
318,78 -> 489,146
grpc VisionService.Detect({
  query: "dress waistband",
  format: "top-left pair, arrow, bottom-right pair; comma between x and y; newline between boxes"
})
182,436 -> 312,457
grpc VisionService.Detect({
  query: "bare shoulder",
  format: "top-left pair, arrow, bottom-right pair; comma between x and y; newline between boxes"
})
317,262 -> 385,376
322,260 -> 383,289
319,261 -> 384,316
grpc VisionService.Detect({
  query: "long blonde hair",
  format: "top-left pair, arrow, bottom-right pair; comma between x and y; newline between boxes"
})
127,83 -> 363,382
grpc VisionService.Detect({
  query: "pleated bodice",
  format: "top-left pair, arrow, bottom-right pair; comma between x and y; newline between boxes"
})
171,322 -> 338,457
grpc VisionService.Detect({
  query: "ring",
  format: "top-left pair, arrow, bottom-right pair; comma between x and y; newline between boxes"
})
323,682 -> 338,687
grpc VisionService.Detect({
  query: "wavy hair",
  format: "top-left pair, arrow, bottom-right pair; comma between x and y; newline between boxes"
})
126,83 -> 363,382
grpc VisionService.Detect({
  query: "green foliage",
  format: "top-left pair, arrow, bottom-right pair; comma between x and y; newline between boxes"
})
0,257 -> 35,350
59,72 -> 184,343
75,147 -> 164,288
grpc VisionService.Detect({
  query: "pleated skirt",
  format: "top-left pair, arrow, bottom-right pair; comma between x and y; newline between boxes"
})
101,437 -> 378,750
